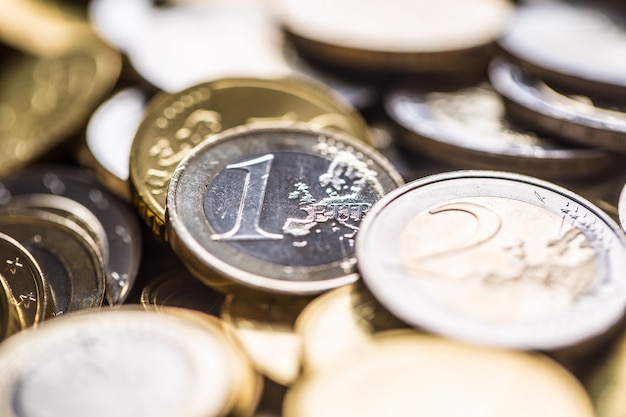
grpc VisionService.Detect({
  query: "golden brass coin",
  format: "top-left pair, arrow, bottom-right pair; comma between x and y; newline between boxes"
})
131,77 -> 373,236
284,331 -> 595,417
0,233 -> 50,329
221,292 -> 312,386
0,307 -> 262,417
0,275 -> 22,341
0,209 -> 105,315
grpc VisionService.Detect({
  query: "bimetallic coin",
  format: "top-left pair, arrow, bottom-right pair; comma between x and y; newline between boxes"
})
131,76 -> 373,237
83,87 -> 149,202
140,267 -> 224,316
489,58 -> 626,153
284,331 -> 595,417
0,209 -> 105,314
0,275 -> 22,340
357,171 -> 626,350
167,125 -> 403,294
620,183 -> 626,234
0,308 -> 261,417
0,166 -> 142,305
221,292 -> 312,386
499,1 -> 626,101
385,85 -> 612,179
276,0 -> 512,74
0,233 -> 49,329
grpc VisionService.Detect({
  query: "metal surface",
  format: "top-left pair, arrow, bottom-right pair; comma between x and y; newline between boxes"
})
385,85 -> 612,179
167,125 -> 403,294
0,166 -> 142,305
357,170 -> 626,350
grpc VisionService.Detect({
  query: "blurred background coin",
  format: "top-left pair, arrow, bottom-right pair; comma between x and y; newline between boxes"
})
167,125 -> 402,294
357,171 -> 626,351
385,84 -> 613,179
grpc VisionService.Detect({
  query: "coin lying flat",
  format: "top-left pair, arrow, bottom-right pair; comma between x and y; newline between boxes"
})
276,0 -> 512,74
0,308 -> 261,417
0,209 -> 106,315
499,1 -> 626,101
284,331 -> 595,417
489,58 -> 626,153
357,171 -> 626,350
0,166 -> 142,305
167,125 -> 403,294
0,233 -> 50,329
82,87 -> 150,202
131,77 -> 373,237
385,85 -> 612,179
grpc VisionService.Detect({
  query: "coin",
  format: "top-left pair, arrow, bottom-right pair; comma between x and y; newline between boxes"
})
131,76 -> 373,237
276,0 -> 512,75
499,1 -> 626,102
0,233 -> 50,329
82,87 -> 150,202
0,307 -> 261,417
357,170 -> 626,350
0,166 -> 143,305
221,292 -> 312,386
0,209 -> 106,314
489,58 -> 626,153
284,331 -> 595,417
167,125 -> 403,294
0,274 -> 22,340
140,267 -> 224,316
296,283 -> 406,373
385,84 -> 613,179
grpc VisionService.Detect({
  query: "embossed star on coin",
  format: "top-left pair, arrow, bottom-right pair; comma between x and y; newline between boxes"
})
167,125 -> 403,294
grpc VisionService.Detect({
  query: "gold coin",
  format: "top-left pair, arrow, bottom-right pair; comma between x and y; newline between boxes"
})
130,77 -> 373,236
0,274 -> 22,340
0,233 -> 50,329
221,292 -> 312,386
0,307 -> 261,417
284,331 -> 595,417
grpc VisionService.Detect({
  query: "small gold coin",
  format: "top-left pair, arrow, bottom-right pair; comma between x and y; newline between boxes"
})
284,331 -> 595,417
131,77 -> 373,236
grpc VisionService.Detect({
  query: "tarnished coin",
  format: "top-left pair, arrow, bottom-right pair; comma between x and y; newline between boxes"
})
0,209 -> 106,315
499,1 -> 626,101
0,308 -> 261,417
385,85 -> 612,179
140,267 -> 224,316
132,77 -> 373,237
0,274 -> 22,340
0,166 -> 142,305
221,292 -> 312,386
82,87 -> 150,202
489,58 -> 626,153
357,171 -> 626,350
167,125 -> 403,294
276,0 -> 512,74
284,331 -> 595,417
296,283 -> 406,373
0,233 -> 50,329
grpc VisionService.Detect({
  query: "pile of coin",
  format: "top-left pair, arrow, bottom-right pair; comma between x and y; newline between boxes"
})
1,0 -> 626,416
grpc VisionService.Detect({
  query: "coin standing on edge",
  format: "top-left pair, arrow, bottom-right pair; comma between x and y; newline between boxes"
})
357,171 -> 626,350
385,85 -> 612,179
489,58 -> 626,153
131,77 -> 373,237
167,125 -> 403,294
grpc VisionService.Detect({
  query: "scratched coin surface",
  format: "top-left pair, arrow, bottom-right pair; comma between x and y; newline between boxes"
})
385,85 -> 612,179
357,171 -> 626,350
499,1 -> 626,100
0,166 -> 142,305
489,58 -> 626,153
131,77 -> 373,237
167,125 -> 403,294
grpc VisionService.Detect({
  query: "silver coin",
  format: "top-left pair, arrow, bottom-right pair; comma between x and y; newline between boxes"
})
167,124 -> 403,294
499,1 -> 626,100
385,85 -> 612,179
357,170 -> 626,350
0,166 -> 142,305
489,58 -> 626,153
